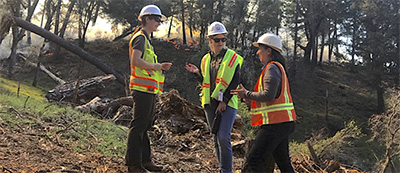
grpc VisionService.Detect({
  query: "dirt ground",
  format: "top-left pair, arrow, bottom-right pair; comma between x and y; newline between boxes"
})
0,89 -> 365,173
0,90 -> 247,173
0,124 -> 126,172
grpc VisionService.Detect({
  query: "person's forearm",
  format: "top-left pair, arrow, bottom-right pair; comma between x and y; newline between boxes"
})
246,76 -> 279,102
131,50 -> 161,70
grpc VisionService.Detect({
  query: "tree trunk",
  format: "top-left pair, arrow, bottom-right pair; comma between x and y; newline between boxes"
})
53,0 -> 62,57
0,16 -> 12,45
92,4 -> 100,26
17,0 -> 39,43
351,20 -> 356,72
294,0 -> 299,61
189,14 -> 193,39
40,0 -> 47,27
59,0 -> 75,38
312,34 -> 318,66
376,72 -> 384,114
235,28 -> 239,49
303,30 -> 314,63
8,25 -> 19,76
168,15 -> 173,38
54,0 -> 61,35
216,0 -> 223,22
241,29 -> 246,49
334,20 -> 339,57
44,0 -> 54,31
319,32 -> 325,65
7,15 -> 125,85
200,23 -> 205,47
113,25 -> 134,41
328,19 -> 337,63
181,0 -> 186,45
8,0 -> 21,76
395,8 -> 400,86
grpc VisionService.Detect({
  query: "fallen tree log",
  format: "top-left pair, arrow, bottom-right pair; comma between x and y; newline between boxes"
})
46,74 -> 116,104
19,54 -> 66,85
4,15 -> 125,85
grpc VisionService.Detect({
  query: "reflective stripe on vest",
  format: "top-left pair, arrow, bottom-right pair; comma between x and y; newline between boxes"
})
200,49 -> 243,109
250,61 -> 296,125
129,30 -> 165,94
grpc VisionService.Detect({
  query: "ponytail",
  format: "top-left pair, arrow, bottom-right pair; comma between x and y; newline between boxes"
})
131,16 -> 149,38
131,26 -> 142,38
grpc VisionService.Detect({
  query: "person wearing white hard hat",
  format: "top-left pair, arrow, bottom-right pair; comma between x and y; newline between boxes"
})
125,4 -> 172,173
186,21 -> 243,173
231,33 -> 296,172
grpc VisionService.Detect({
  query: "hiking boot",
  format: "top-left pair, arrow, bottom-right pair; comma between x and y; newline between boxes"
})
142,162 -> 163,172
127,165 -> 147,173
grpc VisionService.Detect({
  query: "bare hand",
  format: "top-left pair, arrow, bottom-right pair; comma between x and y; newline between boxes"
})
230,84 -> 248,98
161,62 -> 173,71
216,101 -> 227,114
185,63 -> 199,74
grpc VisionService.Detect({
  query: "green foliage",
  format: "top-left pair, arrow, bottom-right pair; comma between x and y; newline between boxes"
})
237,102 -> 257,139
0,79 -> 128,157
290,120 -> 363,163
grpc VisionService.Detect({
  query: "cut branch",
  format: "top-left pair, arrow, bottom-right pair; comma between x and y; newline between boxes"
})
19,54 -> 66,85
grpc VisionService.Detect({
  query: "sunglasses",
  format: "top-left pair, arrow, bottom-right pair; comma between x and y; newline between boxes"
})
148,16 -> 163,23
212,37 -> 227,43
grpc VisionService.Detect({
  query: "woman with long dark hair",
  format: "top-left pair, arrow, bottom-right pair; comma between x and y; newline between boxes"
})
232,33 -> 296,173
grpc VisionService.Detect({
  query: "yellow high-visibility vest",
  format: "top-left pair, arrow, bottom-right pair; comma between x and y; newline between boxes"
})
200,49 -> 243,109
250,61 -> 296,125
129,30 -> 164,94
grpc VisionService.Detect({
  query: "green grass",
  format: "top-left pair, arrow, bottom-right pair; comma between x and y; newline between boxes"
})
0,77 -> 46,100
0,75 -> 128,157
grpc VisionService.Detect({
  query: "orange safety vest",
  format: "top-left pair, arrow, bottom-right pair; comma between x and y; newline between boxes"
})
129,30 -> 164,94
250,61 -> 296,126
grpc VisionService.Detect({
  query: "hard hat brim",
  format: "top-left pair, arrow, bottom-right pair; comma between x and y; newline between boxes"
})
207,31 -> 228,37
138,14 -> 167,21
252,42 -> 260,47
253,42 -> 282,52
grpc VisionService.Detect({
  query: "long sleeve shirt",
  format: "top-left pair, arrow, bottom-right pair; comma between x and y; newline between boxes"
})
245,63 -> 282,102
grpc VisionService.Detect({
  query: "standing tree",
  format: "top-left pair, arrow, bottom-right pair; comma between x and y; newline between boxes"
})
102,0 -> 172,41
354,0 -> 399,113
5,0 -> 38,76
75,0 -> 99,49
7,0 -> 21,76
180,0 -> 186,45
59,0 -> 76,38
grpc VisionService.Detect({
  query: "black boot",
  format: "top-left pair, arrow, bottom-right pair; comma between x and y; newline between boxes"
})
142,162 -> 163,172
128,165 -> 147,173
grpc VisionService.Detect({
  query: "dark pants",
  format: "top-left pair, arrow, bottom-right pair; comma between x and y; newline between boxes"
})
125,90 -> 156,166
245,121 -> 295,173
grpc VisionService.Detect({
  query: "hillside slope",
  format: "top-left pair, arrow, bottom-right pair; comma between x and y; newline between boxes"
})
0,39 -> 379,171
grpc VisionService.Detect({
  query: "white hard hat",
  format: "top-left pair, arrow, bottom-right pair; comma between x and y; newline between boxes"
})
253,33 -> 283,53
138,5 -> 166,21
207,21 -> 228,37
